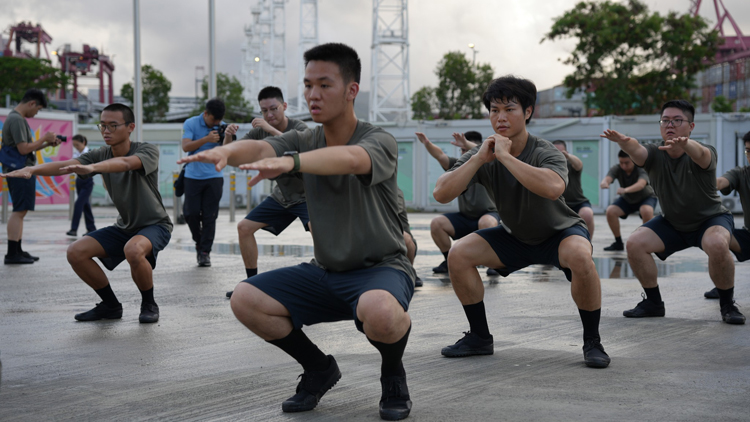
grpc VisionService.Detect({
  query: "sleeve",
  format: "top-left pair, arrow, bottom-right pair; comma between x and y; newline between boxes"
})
538,146 -> 569,187
721,167 -> 741,195
447,157 -> 458,170
182,118 -> 195,140
636,167 -> 650,182
641,143 -> 659,171
8,118 -> 30,146
241,127 -> 264,140
292,120 -> 309,131
702,144 -> 718,172
75,146 -> 107,165
134,143 -> 159,176
355,130 -> 398,187
606,165 -> 619,180
266,130 -> 305,157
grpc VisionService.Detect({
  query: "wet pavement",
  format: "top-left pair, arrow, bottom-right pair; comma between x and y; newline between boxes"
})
1,208 -> 749,421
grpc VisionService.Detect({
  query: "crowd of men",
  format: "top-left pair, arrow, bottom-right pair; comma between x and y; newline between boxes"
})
2,42 -> 749,420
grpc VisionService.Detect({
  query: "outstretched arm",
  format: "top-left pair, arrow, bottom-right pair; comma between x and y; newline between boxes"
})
177,139 -> 277,172
600,129 -> 648,167
659,137 -> 711,169
563,150 -> 583,172
1,159 -> 80,179
416,132 -> 451,170
59,156 -> 144,175
717,177 -> 730,191
450,132 -> 478,151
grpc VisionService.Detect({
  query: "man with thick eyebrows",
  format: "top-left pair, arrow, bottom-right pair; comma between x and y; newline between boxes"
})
179,43 -> 414,420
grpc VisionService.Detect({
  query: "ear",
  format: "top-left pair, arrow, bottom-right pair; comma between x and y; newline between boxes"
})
282,102 -> 288,111
127,122 -> 136,133
524,106 -> 533,121
346,82 -> 360,102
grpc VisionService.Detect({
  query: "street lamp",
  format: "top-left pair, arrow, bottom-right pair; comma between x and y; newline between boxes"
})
468,43 -> 478,65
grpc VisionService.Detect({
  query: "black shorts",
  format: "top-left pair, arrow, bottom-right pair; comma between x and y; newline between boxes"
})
445,211 -> 501,240
569,201 -> 592,214
611,196 -> 658,219
6,174 -> 36,212
245,197 -> 310,235
732,227 -> 750,262
86,225 -> 172,271
245,262 -> 414,333
643,213 -> 734,261
476,224 -> 591,282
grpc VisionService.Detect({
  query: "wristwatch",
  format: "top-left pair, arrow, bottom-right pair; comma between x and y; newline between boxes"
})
283,151 -> 300,173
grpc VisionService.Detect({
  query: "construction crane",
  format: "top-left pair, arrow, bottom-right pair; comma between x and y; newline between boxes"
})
1,21 -> 52,60
56,44 -> 116,105
690,0 -> 750,62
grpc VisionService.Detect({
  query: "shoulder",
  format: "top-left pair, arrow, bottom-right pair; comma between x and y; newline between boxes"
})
353,121 -> 396,144
134,142 -> 158,154
287,118 -> 309,131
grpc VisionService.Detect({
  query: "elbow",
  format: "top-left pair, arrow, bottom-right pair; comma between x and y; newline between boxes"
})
432,183 -> 453,204
545,181 -> 566,201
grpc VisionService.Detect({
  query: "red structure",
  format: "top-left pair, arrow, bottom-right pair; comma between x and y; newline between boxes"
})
2,22 -> 52,60
57,44 -> 116,104
691,0 -> 750,62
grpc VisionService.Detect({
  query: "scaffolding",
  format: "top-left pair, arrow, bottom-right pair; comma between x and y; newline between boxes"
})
370,0 -> 410,123
296,0 -> 318,113
240,0 -> 287,107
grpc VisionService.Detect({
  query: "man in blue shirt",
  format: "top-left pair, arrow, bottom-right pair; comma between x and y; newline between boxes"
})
181,98 -> 233,266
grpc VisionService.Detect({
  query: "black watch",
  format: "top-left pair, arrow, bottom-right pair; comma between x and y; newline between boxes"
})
283,151 -> 300,173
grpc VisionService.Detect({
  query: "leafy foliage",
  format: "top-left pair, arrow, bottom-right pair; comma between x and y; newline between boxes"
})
542,0 -> 720,115
121,64 -> 172,122
711,95 -> 735,113
0,57 -> 68,104
197,73 -> 253,123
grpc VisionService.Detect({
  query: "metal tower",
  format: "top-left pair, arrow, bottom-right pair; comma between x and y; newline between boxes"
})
370,0 -> 410,123
240,0 -> 287,107
296,0 -> 318,113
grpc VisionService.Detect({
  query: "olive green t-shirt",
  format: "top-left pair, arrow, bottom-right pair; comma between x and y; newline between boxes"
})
642,142 -> 727,231
396,188 -> 412,236
241,117 -> 309,207
450,134 -> 585,245
720,166 -> 750,229
265,120 -> 415,280
447,157 -> 497,219
77,142 -> 173,233
562,160 -> 589,207
606,164 -> 654,204
1,110 -> 36,167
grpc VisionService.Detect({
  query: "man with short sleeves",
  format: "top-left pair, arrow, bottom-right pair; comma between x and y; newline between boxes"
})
600,150 -> 657,251
552,140 -> 595,238
415,131 -> 500,276
705,130 -> 750,299
182,98 -> 233,267
1,88 -> 60,264
224,86 -> 310,298
179,43 -> 414,420
1,104 -> 173,324
434,76 -> 610,368
601,100 -> 744,324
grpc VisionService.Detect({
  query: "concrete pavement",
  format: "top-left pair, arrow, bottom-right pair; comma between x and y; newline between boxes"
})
1,208 -> 748,421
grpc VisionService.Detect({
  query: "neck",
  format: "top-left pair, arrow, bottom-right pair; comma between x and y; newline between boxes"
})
322,109 -> 359,146
14,105 -> 28,118
509,129 -> 530,157
275,116 -> 289,133
111,138 -> 132,157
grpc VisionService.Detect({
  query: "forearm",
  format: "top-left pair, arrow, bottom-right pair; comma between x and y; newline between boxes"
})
29,159 -> 80,176
90,157 -> 141,173
224,139 -> 277,167
717,177 -> 730,192
617,138 -> 648,166
684,140 -> 711,169
501,155 -> 565,200
623,179 -> 647,194
182,137 -> 209,153
298,146 -> 371,175
433,155 -> 484,203
567,154 -> 583,171
16,139 -> 45,155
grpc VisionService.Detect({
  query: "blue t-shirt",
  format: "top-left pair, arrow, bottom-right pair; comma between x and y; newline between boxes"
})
182,114 -> 225,179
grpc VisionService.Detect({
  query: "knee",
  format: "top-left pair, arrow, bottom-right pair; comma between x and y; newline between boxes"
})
67,242 -> 88,265
561,246 -> 594,275
358,295 -> 402,338
430,217 -> 443,234
703,233 -> 730,257
580,208 -> 594,221
237,219 -> 256,237
447,243 -> 473,271
124,242 -> 147,264
605,206 -> 617,218
625,234 -> 649,256
230,284 -> 259,320
478,215 -> 498,230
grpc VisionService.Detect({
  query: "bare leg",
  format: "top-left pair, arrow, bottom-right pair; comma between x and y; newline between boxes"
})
702,226 -> 734,290
579,207 -> 595,239
124,235 -> 155,291
447,233 -> 504,305
67,236 -> 110,290
230,282 -> 293,340
559,236 -> 600,311
237,219 -> 269,270
626,227 -> 665,289
605,205 -> 624,238
430,215 -> 455,254
7,210 -> 27,241
357,290 -> 411,343
640,205 -> 655,224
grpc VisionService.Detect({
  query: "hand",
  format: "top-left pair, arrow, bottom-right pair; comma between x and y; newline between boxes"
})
204,131 -> 221,144
42,132 -> 59,146
225,124 -> 239,137
616,187 -> 626,195
177,147 -> 229,172
658,136 -> 689,151
251,118 -> 274,133
475,136 -> 497,164
59,164 -> 95,175
415,132 -> 431,146
451,132 -> 477,151
600,181 -> 610,189
600,129 -> 630,144
239,156 -> 294,186
0,167 -> 34,179
560,149 -> 570,158
488,134 -> 512,161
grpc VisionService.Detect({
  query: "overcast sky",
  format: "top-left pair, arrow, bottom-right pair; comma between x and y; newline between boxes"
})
3,0 -> 749,100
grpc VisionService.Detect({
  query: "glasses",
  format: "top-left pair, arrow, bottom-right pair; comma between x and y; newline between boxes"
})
658,119 -> 691,127
745,148 -> 750,154
97,122 -> 130,132
261,107 -> 279,115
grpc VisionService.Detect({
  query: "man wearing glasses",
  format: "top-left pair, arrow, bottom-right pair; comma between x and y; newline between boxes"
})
223,86 -> 309,298
1,104 -> 172,324
601,100 -> 744,325
704,130 -> 750,299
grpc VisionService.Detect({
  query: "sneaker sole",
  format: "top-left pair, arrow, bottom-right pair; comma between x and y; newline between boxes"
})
722,316 -> 746,325
584,357 -> 611,368
75,314 -> 123,322
139,315 -> 159,323
281,369 -> 342,412
380,400 -> 412,421
440,348 -> 493,358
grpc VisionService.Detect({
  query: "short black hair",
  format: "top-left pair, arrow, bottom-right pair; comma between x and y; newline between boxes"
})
661,100 -> 695,122
72,134 -> 87,145
205,97 -> 226,120
304,43 -> 361,84
551,140 -> 567,151
742,130 -> 750,144
21,89 -> 47,108
464,131 -> 482,142
482,75 -> 536,124
617,149 -> 630,158
102,103 -> 135,123
258,86 -> 284,103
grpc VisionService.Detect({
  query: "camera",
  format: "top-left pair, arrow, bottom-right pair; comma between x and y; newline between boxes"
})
214,123 -> 236,145
56,135 -> 67,142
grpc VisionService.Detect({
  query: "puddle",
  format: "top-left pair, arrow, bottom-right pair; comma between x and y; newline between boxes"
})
170,242 -> 315,257
593,257 -> 708,279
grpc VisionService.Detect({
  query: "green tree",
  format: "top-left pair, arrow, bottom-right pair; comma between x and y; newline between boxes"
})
121,64 -> 172,122
0,57 -> 68,104
411,51 -> 494,120
542,0 -> 720,115
711,95 -> 735,112
197,73 -> 253,123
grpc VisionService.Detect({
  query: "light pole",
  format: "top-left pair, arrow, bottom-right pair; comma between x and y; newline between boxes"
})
468,43 -> 478,66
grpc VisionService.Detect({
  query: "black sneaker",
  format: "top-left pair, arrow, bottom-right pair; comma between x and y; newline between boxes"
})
4,253 -> 35,265
379,375 -> 412,421
623,293 -> 665,318
432,260 -> 448,274
721,302 -> 745,325
603,241 -> 624,251
486,268 -> 500,276
21,251 -> 39,261
226,290 -> 233,298
441,331 -> 493,357
414,277 -> 423,288
139,302 -> 159,323
282,355 -> 341,412
582,338 -> 611,368
66,230 -> 77,237
75,302 -> 123,321
704,287 -> 719,299
198,252 -> 211,267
